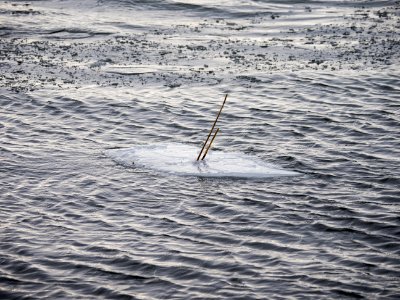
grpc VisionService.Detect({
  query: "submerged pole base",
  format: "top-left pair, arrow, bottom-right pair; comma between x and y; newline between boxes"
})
201,127 -> 219,160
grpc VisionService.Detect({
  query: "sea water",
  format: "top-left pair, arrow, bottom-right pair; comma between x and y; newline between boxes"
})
1,0 -> 399,299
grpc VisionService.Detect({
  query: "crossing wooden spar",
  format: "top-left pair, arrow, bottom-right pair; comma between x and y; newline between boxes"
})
196,94 -> 228,161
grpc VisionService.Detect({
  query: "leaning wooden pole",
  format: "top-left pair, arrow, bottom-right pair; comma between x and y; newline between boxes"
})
201,128 -> 219,160
196,94 -> 228,161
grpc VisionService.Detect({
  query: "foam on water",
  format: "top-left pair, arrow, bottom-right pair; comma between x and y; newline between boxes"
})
105,143 -> 299,178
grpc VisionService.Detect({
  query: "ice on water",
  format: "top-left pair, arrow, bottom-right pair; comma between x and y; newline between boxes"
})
105,143 -> 299,178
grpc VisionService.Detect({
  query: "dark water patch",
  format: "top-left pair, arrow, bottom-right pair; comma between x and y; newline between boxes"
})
0,256 -> 52,283
333,289 -> 365,299
0,290 -> 33,300
45,28 -> 113,39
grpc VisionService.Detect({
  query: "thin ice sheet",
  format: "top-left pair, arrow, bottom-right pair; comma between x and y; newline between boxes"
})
105,143 -> 299,178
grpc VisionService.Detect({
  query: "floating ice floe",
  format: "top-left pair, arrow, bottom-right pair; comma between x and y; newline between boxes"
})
105,143 -> 299,178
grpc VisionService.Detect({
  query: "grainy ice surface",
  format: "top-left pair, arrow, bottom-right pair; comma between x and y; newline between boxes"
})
1,0 -> 400,299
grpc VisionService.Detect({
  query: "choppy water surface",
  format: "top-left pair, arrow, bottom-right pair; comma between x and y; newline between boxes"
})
1,0 -> 400,299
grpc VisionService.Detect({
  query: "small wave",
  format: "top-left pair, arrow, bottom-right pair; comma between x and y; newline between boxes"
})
45,28 -> 112,39
100,0 -> 226,14
105,143 -> 299,178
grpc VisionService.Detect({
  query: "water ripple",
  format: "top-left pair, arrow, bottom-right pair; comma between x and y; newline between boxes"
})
1,0 -> 400,298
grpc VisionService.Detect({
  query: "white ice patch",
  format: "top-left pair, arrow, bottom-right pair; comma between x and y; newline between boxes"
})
105,143 -> 299,178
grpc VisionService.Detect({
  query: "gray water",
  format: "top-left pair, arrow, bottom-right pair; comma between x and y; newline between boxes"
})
1,0 -> 400,299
